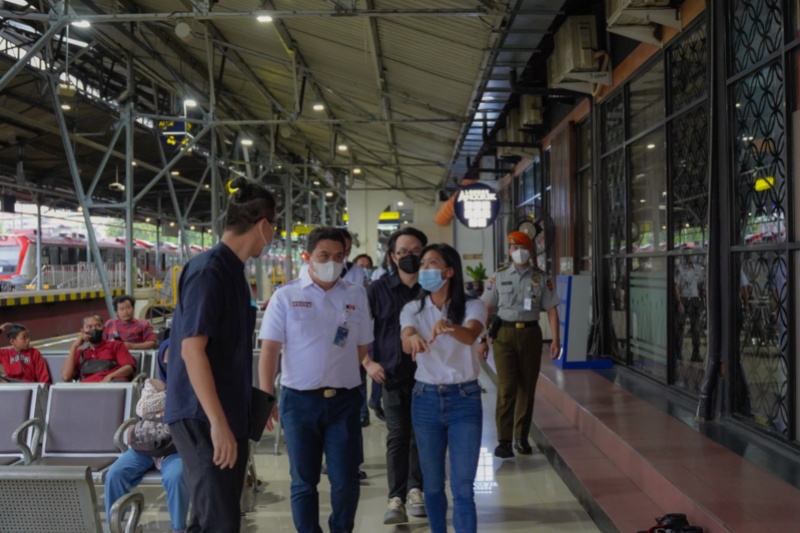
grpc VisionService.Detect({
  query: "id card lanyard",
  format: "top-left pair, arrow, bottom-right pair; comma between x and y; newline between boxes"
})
333,304 -> 354,347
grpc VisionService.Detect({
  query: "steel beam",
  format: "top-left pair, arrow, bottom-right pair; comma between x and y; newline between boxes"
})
135,114 -> 462,125
0,8 -> 489,24
47,75 -> 115,316
85,120 -> 125,201
0,20 -> 65,93
132,123 -> 213,204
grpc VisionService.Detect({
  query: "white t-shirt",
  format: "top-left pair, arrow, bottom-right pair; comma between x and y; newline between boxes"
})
399,297 -> 487,385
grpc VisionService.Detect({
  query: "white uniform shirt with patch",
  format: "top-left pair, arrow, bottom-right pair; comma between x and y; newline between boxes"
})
259,269 -> 373,390
399,297 -> 488,385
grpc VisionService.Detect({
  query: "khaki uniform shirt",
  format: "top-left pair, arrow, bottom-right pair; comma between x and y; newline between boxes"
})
481,265 -> 560,321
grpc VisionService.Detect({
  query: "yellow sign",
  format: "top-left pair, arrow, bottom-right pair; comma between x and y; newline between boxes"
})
754,176 -> 775,191
379,211 -> 400,221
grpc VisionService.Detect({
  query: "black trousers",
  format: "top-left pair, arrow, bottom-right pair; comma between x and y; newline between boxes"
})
383,378 -> 423,500
170,419 -> 249,533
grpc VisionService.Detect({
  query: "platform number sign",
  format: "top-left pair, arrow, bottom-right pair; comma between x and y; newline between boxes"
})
454,183 -> 500,229
158,120 -> 194,151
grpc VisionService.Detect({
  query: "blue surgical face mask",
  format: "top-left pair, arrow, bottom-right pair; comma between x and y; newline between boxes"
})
419,268 -> 447,293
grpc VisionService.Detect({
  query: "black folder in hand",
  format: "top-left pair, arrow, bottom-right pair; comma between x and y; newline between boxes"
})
249,387 -> 276,442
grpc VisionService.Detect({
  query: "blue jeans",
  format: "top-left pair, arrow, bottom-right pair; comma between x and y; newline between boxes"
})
412,380 -> 483,533
280,386 -> 362,533
105,449 -> 188,532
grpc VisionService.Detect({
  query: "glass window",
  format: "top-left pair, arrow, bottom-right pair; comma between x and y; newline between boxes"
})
629,257 -> 668,382
669,23 -> 708,113
629,61 -> 665,139
606,257 -> 628,361
672,254 -> 708,394
630,129 -> 666,254
0,246 -> 20,274
731,62 -> 786,246
522,163 -> 535,204
579,168 -> 592,272
735,251 -> 789,436
671,106 -> 709,250
602,92 -> 625,153
577,120 -> 591,168
731,0 -> 783,75
604,150 -> 626,254
793,50 -> 800,241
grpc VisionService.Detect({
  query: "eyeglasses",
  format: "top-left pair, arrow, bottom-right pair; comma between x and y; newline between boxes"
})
395,248 -> 422,258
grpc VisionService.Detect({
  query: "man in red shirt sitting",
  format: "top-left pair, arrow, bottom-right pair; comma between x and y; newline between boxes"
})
62,314 -> 137,383
0,323 -> 51,384
104,295 -> 158,350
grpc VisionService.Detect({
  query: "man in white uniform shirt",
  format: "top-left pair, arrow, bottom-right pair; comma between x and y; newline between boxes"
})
259,227 -> 373,533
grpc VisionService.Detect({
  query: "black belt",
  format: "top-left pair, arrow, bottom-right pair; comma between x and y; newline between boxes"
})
286,386 -> 353,398
500,320 -> 538,329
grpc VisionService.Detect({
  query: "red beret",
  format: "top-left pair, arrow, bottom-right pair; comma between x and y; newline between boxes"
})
507,231 -> 532,249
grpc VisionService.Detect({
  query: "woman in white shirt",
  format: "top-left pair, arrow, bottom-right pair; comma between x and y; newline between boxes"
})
399,244 -> 487,533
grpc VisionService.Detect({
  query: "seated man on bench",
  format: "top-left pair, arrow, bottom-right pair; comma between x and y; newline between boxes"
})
62,314 -> 137,383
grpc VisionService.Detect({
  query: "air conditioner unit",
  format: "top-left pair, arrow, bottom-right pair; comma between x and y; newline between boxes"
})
506,109 -> 525,144
520,95 -> 543,127
606,0 -> 680,46
547,16 -> 611,93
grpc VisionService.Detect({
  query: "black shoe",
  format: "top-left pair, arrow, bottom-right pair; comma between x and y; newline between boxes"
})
494,441 -> 514,459
361,415 -> 370,427
370,402 -> 386,421
513,440 -> 533,455
359,470 -> 367,480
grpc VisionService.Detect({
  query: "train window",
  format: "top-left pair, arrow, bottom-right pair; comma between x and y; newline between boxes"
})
0,246 -> 20,273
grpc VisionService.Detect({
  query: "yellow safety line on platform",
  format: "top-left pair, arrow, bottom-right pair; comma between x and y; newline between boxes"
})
0,289 -> 124,307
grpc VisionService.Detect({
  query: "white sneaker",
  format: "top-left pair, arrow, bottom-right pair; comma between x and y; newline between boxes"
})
383,496 -> 408,524
407,487 -> 427,517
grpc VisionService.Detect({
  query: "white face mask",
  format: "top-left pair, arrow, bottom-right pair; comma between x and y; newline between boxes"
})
312,260 -> 344,283
511,248 -> 530,265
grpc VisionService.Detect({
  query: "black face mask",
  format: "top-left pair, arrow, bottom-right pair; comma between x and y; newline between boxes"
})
397,254 -> 421,274
88,329 -> 104,344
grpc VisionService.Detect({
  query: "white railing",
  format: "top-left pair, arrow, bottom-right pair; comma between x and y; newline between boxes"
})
27,262 -> 128,291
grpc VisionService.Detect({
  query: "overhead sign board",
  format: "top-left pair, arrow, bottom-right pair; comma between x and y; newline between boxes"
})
454,183 -> 500,229
158,119 -> 194,150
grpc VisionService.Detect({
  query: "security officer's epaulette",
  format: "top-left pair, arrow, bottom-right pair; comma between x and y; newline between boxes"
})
495,264 -> 511,273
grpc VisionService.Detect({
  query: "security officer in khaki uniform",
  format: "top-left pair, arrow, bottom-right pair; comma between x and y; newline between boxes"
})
478,231 -> 560,458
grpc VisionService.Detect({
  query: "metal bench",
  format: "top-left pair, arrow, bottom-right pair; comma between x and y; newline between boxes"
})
0,465 -> 143,533
0,384 -> 45,466
27,383 -> 136,483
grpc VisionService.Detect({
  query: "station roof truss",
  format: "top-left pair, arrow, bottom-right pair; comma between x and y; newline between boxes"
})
0,0 -> 565,223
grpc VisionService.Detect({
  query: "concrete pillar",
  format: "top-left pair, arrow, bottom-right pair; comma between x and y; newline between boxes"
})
346,187 -> 400,259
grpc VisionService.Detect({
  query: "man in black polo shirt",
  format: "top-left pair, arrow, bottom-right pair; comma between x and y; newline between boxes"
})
165,178 -> 276,533
362,227 -> 428,524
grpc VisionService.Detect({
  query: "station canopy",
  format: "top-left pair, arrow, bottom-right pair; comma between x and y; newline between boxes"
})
0,1 -> 563,225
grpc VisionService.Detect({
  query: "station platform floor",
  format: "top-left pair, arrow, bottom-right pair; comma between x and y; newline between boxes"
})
28,332 -> 800,532
124,370 -> 601,533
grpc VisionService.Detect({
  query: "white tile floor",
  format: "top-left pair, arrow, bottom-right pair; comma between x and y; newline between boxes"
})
129,374 -> 600,532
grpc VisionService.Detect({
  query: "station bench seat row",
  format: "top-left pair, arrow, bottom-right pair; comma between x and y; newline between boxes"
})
0,382 -> 142,532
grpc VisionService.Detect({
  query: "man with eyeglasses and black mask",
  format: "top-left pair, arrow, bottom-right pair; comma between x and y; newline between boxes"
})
362,226 -> 429,525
